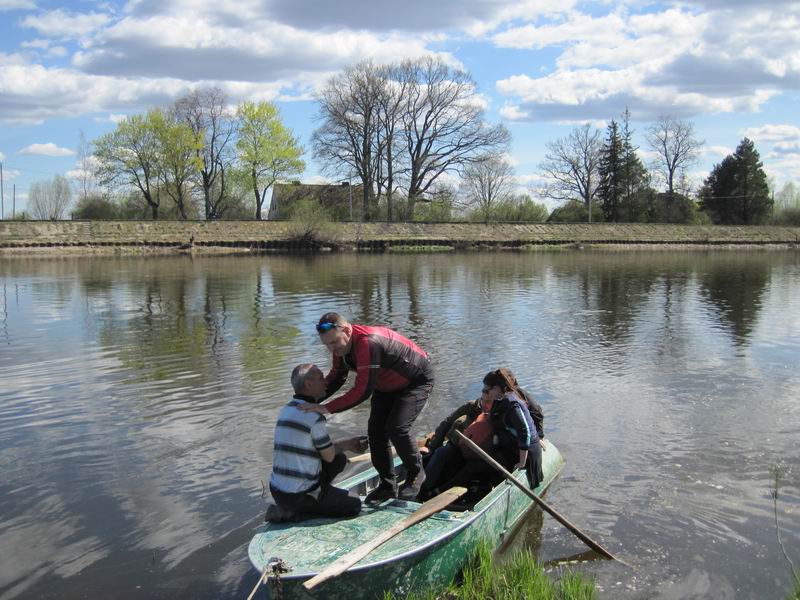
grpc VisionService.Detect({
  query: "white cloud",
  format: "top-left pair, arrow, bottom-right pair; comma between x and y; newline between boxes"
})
701,145 -> 733,159
66,155 -> 101,180
494,11 -> 627,50
21,9 -> 112,39
0,0 -> 35,10
0,151 -> 4,161
21,39 -> 50,49
73,15 -> 442,83
495,4 -> 799,123
740,124 -> 800,143
638,149 -> 661,163
0,63 -> 183,123
516,173 -> 547,186
0,52 -> 29,66
772,141 -> 800,154
0,61 -> 307,123
159,0 -> 575,37
92,113 -> 130,123
2,168 -> 21,179
65,168 -> 88,179
19,142 -> 75,156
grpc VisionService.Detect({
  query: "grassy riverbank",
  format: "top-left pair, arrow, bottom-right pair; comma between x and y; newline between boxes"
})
387,542 -> 596,600
1,221 -> 799,255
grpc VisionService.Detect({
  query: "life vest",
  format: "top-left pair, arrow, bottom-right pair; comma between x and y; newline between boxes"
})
458,410 -> 494,458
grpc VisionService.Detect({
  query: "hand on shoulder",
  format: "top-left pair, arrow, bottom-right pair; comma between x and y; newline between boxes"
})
299,403 -> 330,416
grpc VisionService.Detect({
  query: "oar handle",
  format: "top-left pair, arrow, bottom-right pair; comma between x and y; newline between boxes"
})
453,430 -> 629,566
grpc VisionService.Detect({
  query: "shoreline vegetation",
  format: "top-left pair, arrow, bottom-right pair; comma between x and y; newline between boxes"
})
387,541 -> 597,600
1,222 -> 799,257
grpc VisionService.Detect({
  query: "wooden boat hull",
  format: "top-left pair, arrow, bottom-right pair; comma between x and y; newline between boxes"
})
248,442 -> 564,599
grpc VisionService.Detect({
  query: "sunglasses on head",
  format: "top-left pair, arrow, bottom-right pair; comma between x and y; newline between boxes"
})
316,322 -> 339,333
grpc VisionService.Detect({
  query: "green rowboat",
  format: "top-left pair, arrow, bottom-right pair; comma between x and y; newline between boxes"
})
248,442 -> 564,599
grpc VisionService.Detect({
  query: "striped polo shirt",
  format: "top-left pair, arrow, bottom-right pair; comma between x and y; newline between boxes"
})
269,396 -> 333,495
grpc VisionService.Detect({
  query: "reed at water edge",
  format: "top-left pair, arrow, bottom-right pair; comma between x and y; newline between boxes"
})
384,540 -> 597,600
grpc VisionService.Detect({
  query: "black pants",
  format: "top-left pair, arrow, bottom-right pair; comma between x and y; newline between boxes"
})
527,440 -> 544,489
368,380 -> 432,488
270,484 -> 361,519
420,443 -> 502,497
501,441 -> 544,488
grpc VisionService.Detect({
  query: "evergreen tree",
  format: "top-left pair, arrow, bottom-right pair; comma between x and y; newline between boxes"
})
598,120 -> 624,222
700,138 -> 771,224
598,109 -> 655,222
621,109 -> 657,222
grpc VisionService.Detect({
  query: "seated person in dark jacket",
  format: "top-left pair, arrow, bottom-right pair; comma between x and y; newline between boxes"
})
419,368 -> 545,499
268,363 -> 364,521
489,368 -> 545,490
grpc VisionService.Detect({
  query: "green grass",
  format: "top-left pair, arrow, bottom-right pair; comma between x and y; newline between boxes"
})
788,580 -> 800,600
385,541 -> 596,600
519,244 -> 569,252
387,245 -> 455,253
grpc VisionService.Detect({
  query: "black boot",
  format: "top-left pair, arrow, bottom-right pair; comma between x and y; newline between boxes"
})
365,480 -> 396,504
398,469 -> 426,501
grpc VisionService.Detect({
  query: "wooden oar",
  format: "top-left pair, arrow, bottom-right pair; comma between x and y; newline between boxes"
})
245,566 -> 269,600
302,486 -> 467,591
453,430 -> 629,567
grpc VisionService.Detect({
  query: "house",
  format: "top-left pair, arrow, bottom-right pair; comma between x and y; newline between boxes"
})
268,182 -> 363,220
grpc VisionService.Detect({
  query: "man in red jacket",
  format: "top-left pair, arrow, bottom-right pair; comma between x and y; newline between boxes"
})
301,312 -> 434,503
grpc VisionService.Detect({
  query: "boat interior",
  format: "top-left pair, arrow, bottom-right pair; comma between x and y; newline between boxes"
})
353,460 -> 503,513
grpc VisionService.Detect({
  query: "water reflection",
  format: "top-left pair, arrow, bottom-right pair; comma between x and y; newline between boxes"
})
0,250 -> 798,599
696,254 -> 771,346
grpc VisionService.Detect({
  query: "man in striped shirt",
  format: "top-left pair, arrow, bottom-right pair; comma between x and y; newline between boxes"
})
268,363 -> 362,519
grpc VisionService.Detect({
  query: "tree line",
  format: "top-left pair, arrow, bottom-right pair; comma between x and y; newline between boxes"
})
539,112 -> 787,225
88,89 -> 304,220
17,57 -> 800,225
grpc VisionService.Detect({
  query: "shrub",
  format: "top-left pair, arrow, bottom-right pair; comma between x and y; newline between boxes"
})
73,194 -> 120,220
288,198 -> 334,243
547,200 -> 604,223
773,208 -> 800,227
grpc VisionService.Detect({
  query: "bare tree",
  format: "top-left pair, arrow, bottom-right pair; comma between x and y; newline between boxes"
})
374,64 -> 408,221
28,175 -> 72,220
313,61 -> 383,221
75,130 -> 97,202
539,124 -> 603,222
398,57 -> 510,219
174,87 -> 236,219
460,155 -> 515,220
645,115 -> 703,197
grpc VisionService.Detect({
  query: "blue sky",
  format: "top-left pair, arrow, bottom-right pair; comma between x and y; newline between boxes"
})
1,0 -> 798,215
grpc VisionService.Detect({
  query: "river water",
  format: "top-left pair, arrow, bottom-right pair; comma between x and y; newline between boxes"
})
1,250 -> 798,599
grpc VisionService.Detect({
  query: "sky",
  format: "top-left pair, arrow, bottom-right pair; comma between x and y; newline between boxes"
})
0,0 -> 799,216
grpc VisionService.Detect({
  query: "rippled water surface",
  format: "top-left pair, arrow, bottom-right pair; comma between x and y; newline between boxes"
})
1,251 -> 799,599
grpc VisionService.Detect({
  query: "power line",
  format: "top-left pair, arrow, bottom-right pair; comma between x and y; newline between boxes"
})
0,164 -> 66,176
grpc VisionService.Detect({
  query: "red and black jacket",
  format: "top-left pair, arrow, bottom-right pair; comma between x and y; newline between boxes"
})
323,324 -> 432,414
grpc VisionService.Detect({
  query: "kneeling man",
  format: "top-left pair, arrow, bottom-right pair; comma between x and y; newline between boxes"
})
269,363 -> 362,520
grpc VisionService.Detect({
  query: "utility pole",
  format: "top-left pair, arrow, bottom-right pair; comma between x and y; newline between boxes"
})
342,176 -> 353,221
1,162 -> 4,220
771,189 -> 775,223
13,184 -> 15,219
